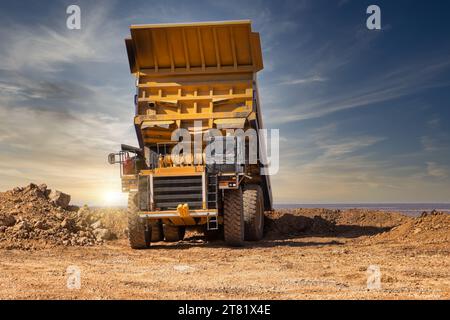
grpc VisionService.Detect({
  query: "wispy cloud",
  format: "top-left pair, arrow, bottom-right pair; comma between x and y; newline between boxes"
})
280,75 -> 327,85
421,114 -> 450,153
427,116 -> 441,129
0,3 -> 122,73
267,58 -> 450,124
426,162 -> 449,179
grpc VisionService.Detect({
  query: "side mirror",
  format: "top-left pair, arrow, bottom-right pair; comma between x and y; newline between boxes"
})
108,153 -> 118,165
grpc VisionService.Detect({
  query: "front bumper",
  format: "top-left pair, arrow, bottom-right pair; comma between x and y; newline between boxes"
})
139,209 -> 218,219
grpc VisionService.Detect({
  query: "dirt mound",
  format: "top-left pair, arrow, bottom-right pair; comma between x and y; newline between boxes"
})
264,210 -> 335,239
0,183 -> 116,250
335,209 -> 411,227
275,208 -> 411,226
367,211 -> 450,244
265,208 -> 412,239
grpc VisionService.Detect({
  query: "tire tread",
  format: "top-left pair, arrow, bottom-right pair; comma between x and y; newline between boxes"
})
127,192 -> 148,249
224,188 -> 244,246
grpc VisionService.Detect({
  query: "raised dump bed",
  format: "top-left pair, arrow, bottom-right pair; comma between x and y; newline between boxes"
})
126,20 -> 263,75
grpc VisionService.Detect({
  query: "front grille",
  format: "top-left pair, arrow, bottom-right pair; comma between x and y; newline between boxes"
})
153,176 -> 203,210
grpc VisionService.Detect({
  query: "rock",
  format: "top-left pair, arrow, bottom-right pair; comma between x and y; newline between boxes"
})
28,188 -> 46,199
60,218 -> 76,231
173,265 -> 195,273
93,228 -> 112,241
49,190 -> 71,209
76,205 -> 91,223
38,184 -> 51,198
76,220 -> 87,230
23,183 -> 37,193
77,237 -> 88,245
12,187 -> 23,193
34,220 -> 47,230
77,205 -> 89,215
0,214 -> 16,227
14,221 -> 30,232
91,220 -> 103,229
66,205 -> 80,212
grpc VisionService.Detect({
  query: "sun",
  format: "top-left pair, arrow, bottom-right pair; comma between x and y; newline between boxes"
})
101,190 -> 127,207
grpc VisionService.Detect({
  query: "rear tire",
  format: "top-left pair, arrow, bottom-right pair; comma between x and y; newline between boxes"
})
243,185 -> 264,241
163,224 -> 186,242
127,192 -> 149,249
224,188 -> 244,246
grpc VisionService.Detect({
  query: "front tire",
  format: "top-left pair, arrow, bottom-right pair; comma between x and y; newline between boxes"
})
127,192 -> 149,249
243,185 -> 264,241
224,188 -> 244,246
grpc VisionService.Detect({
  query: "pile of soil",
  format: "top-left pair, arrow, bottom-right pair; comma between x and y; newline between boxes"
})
0,183 -> 116,250
265,208 -> 412,239
275,208 -> 411,226
367,211 -> 450,244
264,210 -> 336,239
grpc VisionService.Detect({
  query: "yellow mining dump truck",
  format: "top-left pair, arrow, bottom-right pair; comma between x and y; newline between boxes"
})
109,20 -> 273,248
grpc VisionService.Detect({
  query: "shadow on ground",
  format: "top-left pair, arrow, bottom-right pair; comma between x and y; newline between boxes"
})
130,214 -> 392,250
264,214 -> 391,240
146,239 -> 345,250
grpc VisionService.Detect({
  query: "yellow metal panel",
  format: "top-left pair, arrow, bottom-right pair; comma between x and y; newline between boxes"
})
135,109 -> 251,124
138,93 -> 252,103
131,20 -> 252,29
214,118 -> 246,128
141,120 -> 174,128
140,166 -> 204,177
127,20 -> 263,75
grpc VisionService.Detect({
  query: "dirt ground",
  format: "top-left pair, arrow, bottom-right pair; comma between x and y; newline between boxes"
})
1,189 -> 449,300
1,234 -> 449,300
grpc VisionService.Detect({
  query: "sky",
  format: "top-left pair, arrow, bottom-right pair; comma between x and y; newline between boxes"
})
0,0 -> 449,206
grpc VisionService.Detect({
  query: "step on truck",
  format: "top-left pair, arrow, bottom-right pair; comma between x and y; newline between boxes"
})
109,20 -> 273,248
